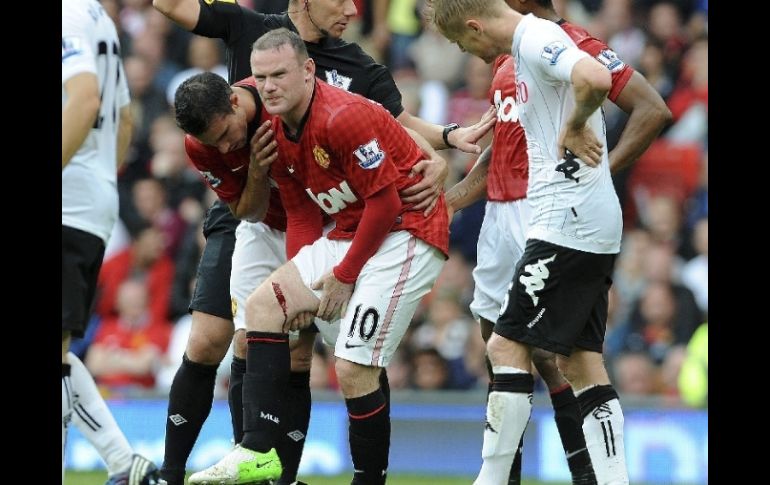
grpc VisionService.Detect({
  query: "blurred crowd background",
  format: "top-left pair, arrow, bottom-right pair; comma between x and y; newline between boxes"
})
71,0 -> 708,408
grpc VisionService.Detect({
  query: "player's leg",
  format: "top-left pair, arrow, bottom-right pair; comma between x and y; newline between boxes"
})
329,233 -> 445,485
68,352 -> 161,484
227,221 -> 314,484
275,330 -> 315,485
62,226 -> 109,479
231,329 -> 315,485
555,252 -> 625,485
62,333 -> 73,482
189,258 -> 323,484
479,238 -> 596,485
470,200 -> 529,484
558,350 -> 627,485
67,351 -> 132,475
533,349 -> 596,483
161,206 -> 237,485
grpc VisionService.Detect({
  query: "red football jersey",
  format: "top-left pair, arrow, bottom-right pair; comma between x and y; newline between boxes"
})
486,22 -> 634,202
271,80 -> 449,256
183,77 -> 286,231
487,55 -> 529,202
559,20 -> 634,102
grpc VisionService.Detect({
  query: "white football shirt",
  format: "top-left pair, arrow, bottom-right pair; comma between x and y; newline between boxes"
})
512,14 -> 622,254
62,0 -> 130,243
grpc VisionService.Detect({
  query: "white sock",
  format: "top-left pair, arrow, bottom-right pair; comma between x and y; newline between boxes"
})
62,363 -> 73,483
473,389 -> 532,485
582,397 -> 629,485
68,352 -> 133,476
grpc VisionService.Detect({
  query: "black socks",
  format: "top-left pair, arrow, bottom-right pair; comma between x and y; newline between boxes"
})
161,354 -> 218,485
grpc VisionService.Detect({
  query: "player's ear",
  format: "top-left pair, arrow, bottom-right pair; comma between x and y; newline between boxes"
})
466,19 -> 483,34
305,58 -> 316,81
230,92 -> 239,109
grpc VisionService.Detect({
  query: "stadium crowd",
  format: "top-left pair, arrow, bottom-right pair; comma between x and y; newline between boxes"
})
71,0 -> 707,405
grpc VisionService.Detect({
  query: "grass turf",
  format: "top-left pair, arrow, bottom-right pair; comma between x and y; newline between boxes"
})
64,470 -> 571,485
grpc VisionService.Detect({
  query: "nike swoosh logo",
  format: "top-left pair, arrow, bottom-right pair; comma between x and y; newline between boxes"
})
344,342 -> 363,349
231,164 -> 245,172
565,447 -> 587,459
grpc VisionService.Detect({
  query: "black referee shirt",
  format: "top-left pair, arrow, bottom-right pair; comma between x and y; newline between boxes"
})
193,0 -> 404,118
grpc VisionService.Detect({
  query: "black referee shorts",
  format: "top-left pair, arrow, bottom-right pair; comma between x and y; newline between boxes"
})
494,239 -> 616,356
189,200 -> 240,320
62,225 -> 106,338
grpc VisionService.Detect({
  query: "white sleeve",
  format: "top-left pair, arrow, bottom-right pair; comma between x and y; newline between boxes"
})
522,21 -> 589,85
62,5 -> 95,84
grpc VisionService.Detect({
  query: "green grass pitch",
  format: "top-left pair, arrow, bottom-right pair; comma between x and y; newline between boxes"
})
64,470 -> 572,485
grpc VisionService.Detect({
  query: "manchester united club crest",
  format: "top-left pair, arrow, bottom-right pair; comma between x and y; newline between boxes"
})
313,145 -> 330,169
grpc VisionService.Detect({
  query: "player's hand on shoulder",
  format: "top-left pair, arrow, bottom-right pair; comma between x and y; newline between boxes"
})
449,106 -> 497,154
249,119 -> 278,177
312,271 -> 354,321
400,156 -> 448,216
558,123 -> 603,167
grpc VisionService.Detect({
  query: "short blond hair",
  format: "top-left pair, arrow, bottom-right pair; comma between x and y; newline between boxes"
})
428,0 -> 503,36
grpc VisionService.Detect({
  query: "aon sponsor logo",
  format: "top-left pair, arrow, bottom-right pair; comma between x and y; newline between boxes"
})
306,181 -> 358,215
493,90 -> 519,123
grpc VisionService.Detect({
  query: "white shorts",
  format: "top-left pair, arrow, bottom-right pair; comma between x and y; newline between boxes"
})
470,199 -> 531,323
292,231 -> 445,367
230,221 -> 287,331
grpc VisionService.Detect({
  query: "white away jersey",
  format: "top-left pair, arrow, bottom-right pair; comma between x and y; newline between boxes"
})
62,0 -> 130,243
512,14 -> 621,254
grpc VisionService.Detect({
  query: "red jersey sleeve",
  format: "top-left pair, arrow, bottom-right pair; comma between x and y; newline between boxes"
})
333,184 -> 401,283
326,103 -> 400,198
184,135 -> 245,203
273,166 -> 323,259
564,23 -> 634,102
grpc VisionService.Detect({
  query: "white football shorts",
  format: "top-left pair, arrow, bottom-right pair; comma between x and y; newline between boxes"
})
470,199 -> 531,323
292,230 -> 445,367
230,220 -> 287,331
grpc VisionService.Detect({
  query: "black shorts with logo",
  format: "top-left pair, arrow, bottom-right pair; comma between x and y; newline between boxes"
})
189,200 -> 240,320
62,225 -> 106,338
494,239 -> 616,356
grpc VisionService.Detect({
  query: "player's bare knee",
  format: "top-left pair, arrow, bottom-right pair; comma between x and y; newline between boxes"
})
245,283 -> 284,332
186,312 -> 234,364
335,359 -> 381,398
232,329 -> 247,359
487,333 -> 531,371
486,333 -> 509,363
532,348 -> 566,387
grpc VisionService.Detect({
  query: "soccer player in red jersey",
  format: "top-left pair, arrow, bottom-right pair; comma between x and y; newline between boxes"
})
189,28 -> 449,484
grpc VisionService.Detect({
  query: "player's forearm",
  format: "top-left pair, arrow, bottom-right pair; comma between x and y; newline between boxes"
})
567,59 -> 611,130
609,72 -> 672,174
116,105 -> 133,169
334,185 -> 400,284
397,111 -> 446,150
403,126 -> 441,161
229,170 -> 271,222
445,145 -> 491,212
62,74 -> 101,169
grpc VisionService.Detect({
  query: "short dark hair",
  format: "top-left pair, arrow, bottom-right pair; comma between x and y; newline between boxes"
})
173,71 -> 234,137
252,28 -> 309,63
